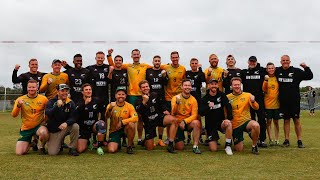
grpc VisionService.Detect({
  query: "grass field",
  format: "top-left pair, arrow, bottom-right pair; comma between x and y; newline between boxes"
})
0,111 -> 320,179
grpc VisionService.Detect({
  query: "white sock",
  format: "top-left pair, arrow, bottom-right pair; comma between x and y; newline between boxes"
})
226,139 -> 232,143
193,145 -> 197,148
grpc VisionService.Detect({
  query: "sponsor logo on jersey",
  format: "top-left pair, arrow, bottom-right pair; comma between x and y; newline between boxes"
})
288,73 -> 294,77
254,70 -> 259,74
278,78 -> 293,83
246,75 -> 260,80
217,97 -> 221,102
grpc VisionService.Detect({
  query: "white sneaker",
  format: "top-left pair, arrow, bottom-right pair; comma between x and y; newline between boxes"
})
225,146 -> 233,155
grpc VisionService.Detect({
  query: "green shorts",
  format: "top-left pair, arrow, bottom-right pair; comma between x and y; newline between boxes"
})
265,109 -> 280,120
232,120 -> 250,145
109,128 -> 125,148
18,125 -> 40,143
127,95 -> 140,107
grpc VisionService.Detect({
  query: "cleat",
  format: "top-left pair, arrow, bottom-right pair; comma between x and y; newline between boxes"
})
269,140 -> 274,146
225,146 -> 233,155
251,145 -> 259,155
97,147 -> 104,155
192,146 -> 201,154
68,148 -> 79,156
282,139 -> 290,147
62,143 -> 69,149
258,141 -> 268,148
274,140 -> 280,146
298,140 -> 305,148
167,143 -> 177,153
88,140 -> 94,150
31,139 -> 38,151
199,138 -> 204,144
127,146 -> 134,154
158,139 -> 166,147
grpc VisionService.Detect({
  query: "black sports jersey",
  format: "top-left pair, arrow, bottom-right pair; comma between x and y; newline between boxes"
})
186,68 -> 205,101
86,64 -> 110,102
223,68 -> 241,94
136,92 -> 168,123
109,69 -> 128,101
275,66 -> 313,101
199,90 -> 233,127
75,97 -> 102,133
241,63 -> 266,98
12,70 -> 45,94
64,68 -> 90,103
145,68 -> 168,99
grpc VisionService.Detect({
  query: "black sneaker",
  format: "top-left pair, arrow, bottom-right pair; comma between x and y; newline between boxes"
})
258,141 -> 268,148
127,146 -> 134,154
31,140 -> 38,151
298,140 -> 305,148
199,138 -> 204,144
251,145 -> 259,155
39,148 -> 47,155
68,148 -> 79,156
137,140 -> 142,146
122,139 -> 127,147
167,143 -> 177,153
282,139 -> 290,147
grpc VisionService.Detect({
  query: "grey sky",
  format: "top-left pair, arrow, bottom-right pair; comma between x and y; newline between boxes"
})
1,0 -> 319,87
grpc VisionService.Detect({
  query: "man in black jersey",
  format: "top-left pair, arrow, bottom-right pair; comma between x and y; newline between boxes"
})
75,84 -> 106,155
12,58 -> 45,94
199,78 -> 233,155
145,55 -> 168,147
64,54 -> 89,104
275,55 -> 313,148
241,56 -> 267,148
222,55 -> 241,95
136,80 -> 178,153
108,55 -> 128,102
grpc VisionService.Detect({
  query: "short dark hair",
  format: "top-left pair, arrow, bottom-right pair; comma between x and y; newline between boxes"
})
73,54 -> 82,59
170,51 -> 179,57
230,77 -> 242,84
182,79 -> 191,85
190,58 -> 198,63
139,80 -> 149,88
153,55 -> 161,59
131,49 -> 140,54
28,79 -> 38,84
81,83 -> 91,91
28,58 -> 37,64
266,62 -> 274,66
114,55 -> 123,62
96,51 -> 105,55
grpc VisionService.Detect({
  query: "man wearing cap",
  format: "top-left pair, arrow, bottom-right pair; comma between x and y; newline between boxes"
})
40,59 -> 69,100
241,56 -> 267,148
45,84 -> 79,156
199,78 -> 233,155
75,83 -> 106,155
105,87 -> 138,154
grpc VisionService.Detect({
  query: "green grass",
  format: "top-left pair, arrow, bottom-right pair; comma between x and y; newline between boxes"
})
0,111 -> 320,179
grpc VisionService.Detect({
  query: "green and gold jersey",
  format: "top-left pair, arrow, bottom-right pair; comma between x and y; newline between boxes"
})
40,72 -> 69,99
164,64 -> 186,101
262,76 -> 280,109
11,94 -> 48,131
204,66 -> 224,91
171,93 -> 198,124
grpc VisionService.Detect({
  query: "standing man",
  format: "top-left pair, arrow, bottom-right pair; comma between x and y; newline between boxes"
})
222,55 -> 241,95
105,87 -> 138,154
108,55 -> 128,102
11,80 -> 49,155
204,54 -> 224,92
136,80 -> 178,153
241,56 -> 267,147
275,55 -> 313,148
171,79 -> 201,154
145,55 -> 168,146
40,59 -> 69,100
263,62 -> 280,146
227,77 -> 261,154
199,78 -> 233,155
45,84 -> 79,156
12,58 -> 46,94
307,86 -> 316,116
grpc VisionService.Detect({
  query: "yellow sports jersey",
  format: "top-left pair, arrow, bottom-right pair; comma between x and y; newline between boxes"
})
262,76 -> 280,109
40,72 -> 69,99
204,66 -> 224,91
227,92 -> 259,129
105,102 -> 138,133
11,94 -> 48,131
164,64 -> 186,101
171,94 -> 198,124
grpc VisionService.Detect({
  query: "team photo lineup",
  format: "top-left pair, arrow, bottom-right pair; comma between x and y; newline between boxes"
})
11,48 -> 314,156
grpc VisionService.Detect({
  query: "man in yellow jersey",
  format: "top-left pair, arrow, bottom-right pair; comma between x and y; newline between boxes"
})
11,80 -> 49,155
106,87 -> 139,154
262,62 -> 280,146
171,79 -> 201,154
204,54 -> 225,91
40,59 -> 69,99
227,77 -> 260,154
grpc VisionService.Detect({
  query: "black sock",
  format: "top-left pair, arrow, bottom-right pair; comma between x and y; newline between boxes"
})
98,141 -> 103,147
159,135 -> 163,140
225,142 -> 231,147
188,135 -> 191,140
169,141 -> 173,146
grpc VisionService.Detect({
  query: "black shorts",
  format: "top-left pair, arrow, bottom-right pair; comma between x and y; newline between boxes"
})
265,109 -> 280,120
79,127 -> 93,140
206,126 -> 225,142
280,101 -> 300,119
144,115 -> 165,140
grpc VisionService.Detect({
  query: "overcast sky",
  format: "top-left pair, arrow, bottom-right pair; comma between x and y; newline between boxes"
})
1,0 -> 320,88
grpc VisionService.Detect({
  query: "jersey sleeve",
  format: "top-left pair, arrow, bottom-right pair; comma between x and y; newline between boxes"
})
222,93 -> 233,120
262,80 -> 268,93
121,104 -> 139,125
11,97 -> 22,117
12,70 -> 22,83
300,67 -> 313,81
184,98 -> 198,124
249,97 -> 259,110
39,74 -> 49,93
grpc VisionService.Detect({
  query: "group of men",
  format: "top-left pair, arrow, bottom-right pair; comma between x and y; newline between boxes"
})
11,48 -> 313,156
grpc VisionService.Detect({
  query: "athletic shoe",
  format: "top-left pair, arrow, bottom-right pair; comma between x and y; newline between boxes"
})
298,140 -> 305,148
192,146 -> 201,154
274,140 -> 280,146
97,147 -> 104,155
158,139 -> 166,147
184,138 -> 191,145
127,146 -> 134,154
88,140 -> 94,150
39,148 -> 47,155
282,139 -> 290,147
251,145 -> 259,155
167,143 -> 177,153
68,148 -> 79,156
225,146 -> 233,155
164,138 -> 170,145
137,139 -> 143,146
31,139 -> 38,151
122,139 -> 127,147
258,141 -> 268,148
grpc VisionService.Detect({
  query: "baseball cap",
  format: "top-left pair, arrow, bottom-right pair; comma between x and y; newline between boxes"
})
95,120 -> 106,133
52,59 -> 61,64
248,56 -> 257,62
115,86 -> 127,93
208,78 -> 218,83
56,84 -> 70,91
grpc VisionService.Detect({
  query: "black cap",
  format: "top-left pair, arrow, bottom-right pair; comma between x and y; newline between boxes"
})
52,59 -> 61,64
208,78 -> 218,83
248,56 -> 257,62
56,84 -> 70,91
115,86 -> 127,93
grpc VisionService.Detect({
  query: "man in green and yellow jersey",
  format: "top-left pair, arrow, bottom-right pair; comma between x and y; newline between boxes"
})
40,59 -> 69,99
227,77 -> 260,154
11,80 -> 49,155
106,87 -> 139,154
171,79 -> 201,154
204,54 -> 225,92
262,62 -> 280,146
